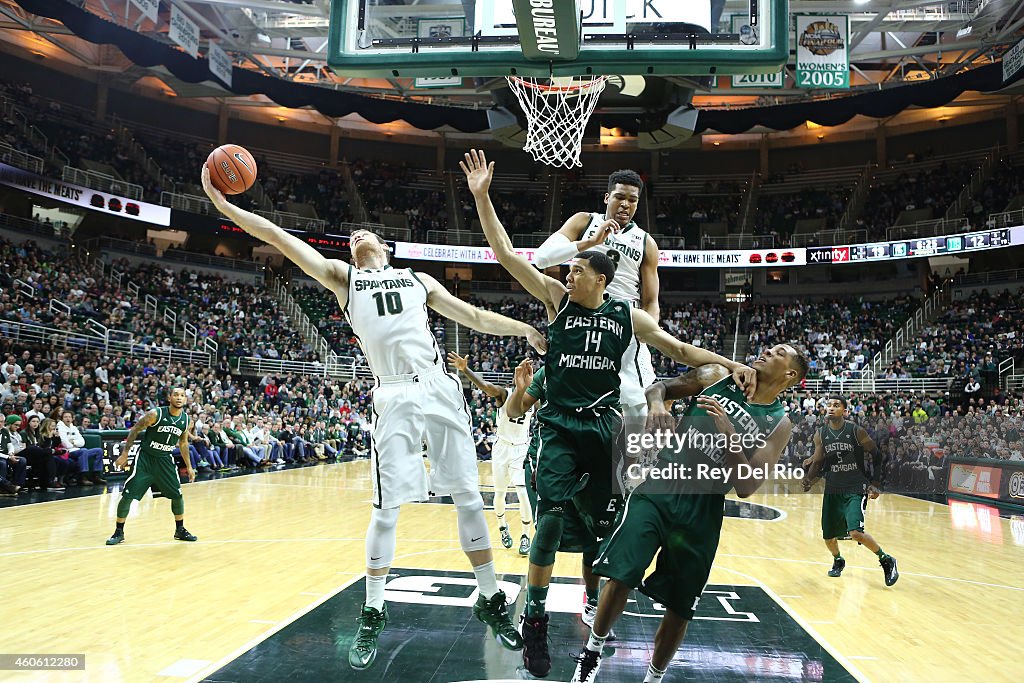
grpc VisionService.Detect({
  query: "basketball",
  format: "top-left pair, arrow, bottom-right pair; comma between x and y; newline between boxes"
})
206,144 -> 257,195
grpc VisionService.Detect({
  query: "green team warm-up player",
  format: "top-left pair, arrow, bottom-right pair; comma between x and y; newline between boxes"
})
803,396 -> 899,586
106,387 -> 197,545
461,149 -> 756,678
571,346 -> 807,683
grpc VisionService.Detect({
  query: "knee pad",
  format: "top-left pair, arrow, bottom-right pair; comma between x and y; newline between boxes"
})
451,491 -> 490,552
366,506 -> 400,569
529,514 -> 564,567
170,495 -> 185,516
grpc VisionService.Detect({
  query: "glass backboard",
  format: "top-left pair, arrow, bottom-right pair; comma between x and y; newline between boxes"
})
328,0 -> 788,79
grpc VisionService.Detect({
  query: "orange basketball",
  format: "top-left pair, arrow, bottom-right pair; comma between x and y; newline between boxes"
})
206,144 -> 257,195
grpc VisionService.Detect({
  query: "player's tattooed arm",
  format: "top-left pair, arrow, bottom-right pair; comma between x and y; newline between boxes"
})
200,165 -> 349,299
180,418 -> 195,483
117,409 -> 158,469
645,364 -> 729,432
447,352 -> 505,405
802,430 -> 826,491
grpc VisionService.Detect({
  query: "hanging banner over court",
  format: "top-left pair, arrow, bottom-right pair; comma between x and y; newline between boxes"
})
208,42 -> 233,87
393,243 -> 807,268
0,162 -> 172,226
1004,36 -> 1024,84
169,5 -> 200,58
795,14 -> 849,90
129,0 -> 159,24
510,0 -> 582,61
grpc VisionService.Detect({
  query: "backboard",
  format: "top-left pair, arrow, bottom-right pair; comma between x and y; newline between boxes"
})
328,0 -> 788,79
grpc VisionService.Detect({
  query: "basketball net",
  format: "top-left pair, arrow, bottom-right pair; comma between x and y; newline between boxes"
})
505,75 -> 608,169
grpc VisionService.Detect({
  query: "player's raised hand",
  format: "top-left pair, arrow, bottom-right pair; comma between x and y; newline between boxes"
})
201,165 -> 229,210
525,327 -> 548,355
446,351 -> 469,372
513,358 -> 534,391
459,149 -> 495,197
732,365 -> 757,400
577,219 -> 618,251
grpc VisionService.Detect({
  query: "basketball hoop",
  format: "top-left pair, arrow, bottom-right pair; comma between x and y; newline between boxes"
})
506,75 -> 609,169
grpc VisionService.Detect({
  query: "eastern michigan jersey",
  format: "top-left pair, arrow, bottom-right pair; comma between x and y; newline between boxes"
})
496,387 -> 533,446
579,212 -> 648,305
820,420 -> 869,494
656,376 -> 787,496
343,265 -> 443,377
544,295 -> 632,413
140,406 -> 190,455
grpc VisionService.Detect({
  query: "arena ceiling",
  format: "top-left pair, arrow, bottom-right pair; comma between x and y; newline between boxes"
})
0,0 -> 1022,137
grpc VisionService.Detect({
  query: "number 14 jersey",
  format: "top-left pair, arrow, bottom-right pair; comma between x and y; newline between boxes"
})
343,265 -> 443,376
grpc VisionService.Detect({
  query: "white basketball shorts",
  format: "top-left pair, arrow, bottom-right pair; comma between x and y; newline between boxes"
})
491,439 -> 528,489
370,366 -> 480,509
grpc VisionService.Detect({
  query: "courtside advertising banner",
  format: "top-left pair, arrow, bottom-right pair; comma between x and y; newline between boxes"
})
0,162 -> 171,226
795,14 -> 850,89
393,242 -> 806,268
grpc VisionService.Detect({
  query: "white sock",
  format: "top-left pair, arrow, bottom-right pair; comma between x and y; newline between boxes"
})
521,519 -> 532,539
365,573 -> 387,610
644,662 -> 667,683
585,629 -> 607,654
496,512 -> 507,529
472,560 -> 500,600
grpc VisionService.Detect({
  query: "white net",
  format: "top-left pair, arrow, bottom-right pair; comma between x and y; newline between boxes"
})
505,75 -> 609,169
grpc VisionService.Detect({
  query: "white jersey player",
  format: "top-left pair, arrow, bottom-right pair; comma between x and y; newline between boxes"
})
533,170 -> 660,417
202,165 -> 546,669
449,352 -> 534,557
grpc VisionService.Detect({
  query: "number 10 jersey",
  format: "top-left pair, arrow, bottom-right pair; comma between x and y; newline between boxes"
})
343,265 -> 443,377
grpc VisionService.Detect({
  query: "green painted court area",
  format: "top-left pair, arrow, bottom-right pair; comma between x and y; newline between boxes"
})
207,569 -> 855,682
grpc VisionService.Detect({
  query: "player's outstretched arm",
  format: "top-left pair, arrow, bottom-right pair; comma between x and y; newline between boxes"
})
645,364 -> 729,432
630,309 -> 757,397
447,352 -> 506,406
201,166 -> 348,296
460,149 -> 566,314
533,212 -> 606,269
802,430 -> 826,491
419,273 -> 547,355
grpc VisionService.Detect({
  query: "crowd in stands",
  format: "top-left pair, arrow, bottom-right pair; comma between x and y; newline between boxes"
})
859,160 -> 975,241
654,192 -> 742,239
969,155 -> 1024,222
0,236 -> 316,364
350,160 -> 447,242
744,297 -> 919,380
881,290 -> 1023,387
754,188 -> 848,239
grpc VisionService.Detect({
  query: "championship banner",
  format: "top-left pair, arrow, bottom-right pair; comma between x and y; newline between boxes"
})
169,4 -> 200,58
795,14 -> 849,89
130,0 -> 159,24
208,42 -> 233,87
0,161 -> 171,226
1004,36 -> 1024,85
393,242 -> 806,268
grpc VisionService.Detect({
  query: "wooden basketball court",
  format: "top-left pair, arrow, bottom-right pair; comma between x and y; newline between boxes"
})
4,461 -> 1020,682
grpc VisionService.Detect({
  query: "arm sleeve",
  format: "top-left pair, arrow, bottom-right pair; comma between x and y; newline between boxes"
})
534,233 -> 580,269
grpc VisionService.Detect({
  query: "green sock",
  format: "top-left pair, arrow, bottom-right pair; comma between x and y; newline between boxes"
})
875,548 -> 887,560
525,584 -> 549,618
832,552 -> 842,560
585,585 -> 599,603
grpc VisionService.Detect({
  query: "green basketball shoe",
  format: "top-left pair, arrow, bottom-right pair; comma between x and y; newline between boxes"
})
348,603 -> 388,670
